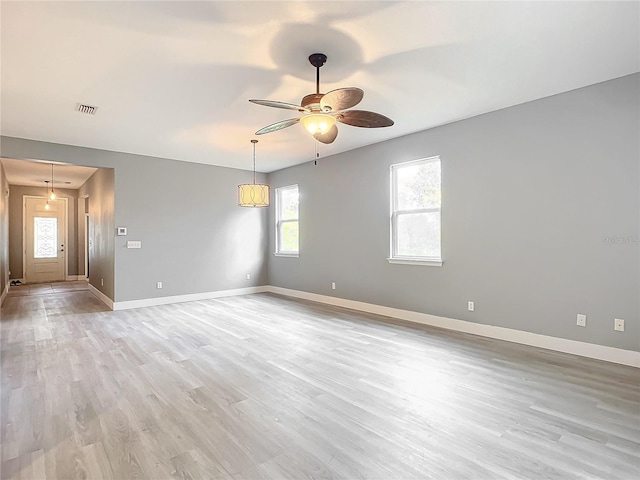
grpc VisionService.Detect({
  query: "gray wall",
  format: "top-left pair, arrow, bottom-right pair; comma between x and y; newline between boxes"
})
8,186 -> 79,279
0,163 -> 8,296
267,74 -> 639,352
0,138 -> 270,302
78,169 -> 115,299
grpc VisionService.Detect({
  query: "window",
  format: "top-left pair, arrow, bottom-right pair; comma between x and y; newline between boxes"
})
390,156 -> 442,266
34,217 -> 58,258
275,185 -> 299,256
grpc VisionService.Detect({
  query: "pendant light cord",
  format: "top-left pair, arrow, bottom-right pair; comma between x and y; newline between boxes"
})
51,163 -> 54,194
251,139 -> 258,184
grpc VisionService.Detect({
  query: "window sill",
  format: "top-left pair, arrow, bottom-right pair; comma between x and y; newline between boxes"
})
274,252 -> 299,258
387,258 -> 443,267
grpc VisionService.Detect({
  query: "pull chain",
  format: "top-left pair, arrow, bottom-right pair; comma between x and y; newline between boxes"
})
314,140 -> 319,165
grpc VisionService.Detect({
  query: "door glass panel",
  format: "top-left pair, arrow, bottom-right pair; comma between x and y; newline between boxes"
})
34,217 -> 58,258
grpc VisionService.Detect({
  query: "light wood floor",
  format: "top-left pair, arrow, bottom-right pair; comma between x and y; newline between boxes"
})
1,284 -> 639,479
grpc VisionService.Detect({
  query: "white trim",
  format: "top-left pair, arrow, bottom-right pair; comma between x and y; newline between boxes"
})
390,156 -> 442,264
84,213 -> 89,279
112,286 -> 269,311
66,275 -> 84,281
1,280 -> 8,305
275,184 -> 299,256
387,258 -> 442,266
22,195 -> 68,283
265,286 -> 640,368
88,283 -> 113,310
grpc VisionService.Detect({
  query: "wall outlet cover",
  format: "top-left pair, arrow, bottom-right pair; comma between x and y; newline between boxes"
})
117,227 -> 127,236
614,318 -> 625,332
577,314 -> 587,327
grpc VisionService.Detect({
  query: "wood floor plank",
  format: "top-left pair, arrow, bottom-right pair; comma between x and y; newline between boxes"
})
1,284 -> 639,479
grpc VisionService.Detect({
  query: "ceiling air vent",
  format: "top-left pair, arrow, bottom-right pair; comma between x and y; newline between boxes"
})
76,103 -> 98,115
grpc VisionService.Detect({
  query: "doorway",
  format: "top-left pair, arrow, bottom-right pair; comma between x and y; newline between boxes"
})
23,196 -> 68,283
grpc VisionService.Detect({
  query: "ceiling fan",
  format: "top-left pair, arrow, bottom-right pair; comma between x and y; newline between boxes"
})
249,53 -> 394,144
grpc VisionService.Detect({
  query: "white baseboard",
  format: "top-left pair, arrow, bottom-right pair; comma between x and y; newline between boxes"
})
88,284 -> 114,310
112,286 -> 269,311
265,286 -> 640,368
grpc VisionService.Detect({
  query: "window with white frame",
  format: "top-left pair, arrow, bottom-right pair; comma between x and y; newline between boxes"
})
390,156 -> 442,265
275,185 -> 299,256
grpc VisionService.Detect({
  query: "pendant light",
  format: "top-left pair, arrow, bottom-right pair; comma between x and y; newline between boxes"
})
49,163 -> 56,200
44,181 -> 51,210
238,139 -> 269,207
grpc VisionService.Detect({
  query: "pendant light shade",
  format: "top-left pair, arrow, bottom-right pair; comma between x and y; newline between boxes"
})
238,139 -> 270,207
238,183 -> 269,207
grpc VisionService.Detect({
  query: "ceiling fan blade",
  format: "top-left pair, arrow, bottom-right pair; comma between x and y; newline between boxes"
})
320,87 -> 364,112
255,118 -> 300,135
314,124 -> 338,144
249,99 -> 309,113
337,110 -> 394,128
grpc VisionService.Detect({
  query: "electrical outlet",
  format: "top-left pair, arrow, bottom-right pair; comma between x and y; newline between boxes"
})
614,318 -> 625,332
101,278 -> 104,286
576,314 -> 587,327
331,282 -> 336,290
246,274 -> 251,280
156,281 -> 163,289
468,301 -> 475,312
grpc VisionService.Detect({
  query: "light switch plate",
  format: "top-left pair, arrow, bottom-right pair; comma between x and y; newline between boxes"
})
117,227 -> 127,236
127,240 -> 142,249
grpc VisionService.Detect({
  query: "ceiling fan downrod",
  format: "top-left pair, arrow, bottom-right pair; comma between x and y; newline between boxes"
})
308,53 -> 327,95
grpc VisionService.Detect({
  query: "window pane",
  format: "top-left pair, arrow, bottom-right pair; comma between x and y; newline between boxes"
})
280,221 -> 299,252
397,161 -> 441,210
279,187 -> 298,220
34,217 -> 57,258
396,212 -> 440,257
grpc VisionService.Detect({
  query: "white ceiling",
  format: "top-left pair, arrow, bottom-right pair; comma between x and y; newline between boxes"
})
0,158 -> 98,190
1,1 -> 638,173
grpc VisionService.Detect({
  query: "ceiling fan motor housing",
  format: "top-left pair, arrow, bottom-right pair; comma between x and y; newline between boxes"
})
301,93 -> 325,111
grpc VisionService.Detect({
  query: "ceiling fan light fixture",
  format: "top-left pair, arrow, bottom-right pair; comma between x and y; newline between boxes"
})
300,113 -> 336,135
249,53 -> 392,144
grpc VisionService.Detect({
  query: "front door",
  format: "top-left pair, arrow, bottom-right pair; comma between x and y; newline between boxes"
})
24,196 -> 67,283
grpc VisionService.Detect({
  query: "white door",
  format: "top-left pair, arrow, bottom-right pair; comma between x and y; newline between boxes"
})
24,196 -> 67,283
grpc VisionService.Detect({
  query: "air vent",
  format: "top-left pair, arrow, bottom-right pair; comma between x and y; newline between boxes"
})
76,103 -> 98,115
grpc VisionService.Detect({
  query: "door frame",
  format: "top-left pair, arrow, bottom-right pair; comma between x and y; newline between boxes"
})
84,212 -> 89,279
22,195 -> 68,284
